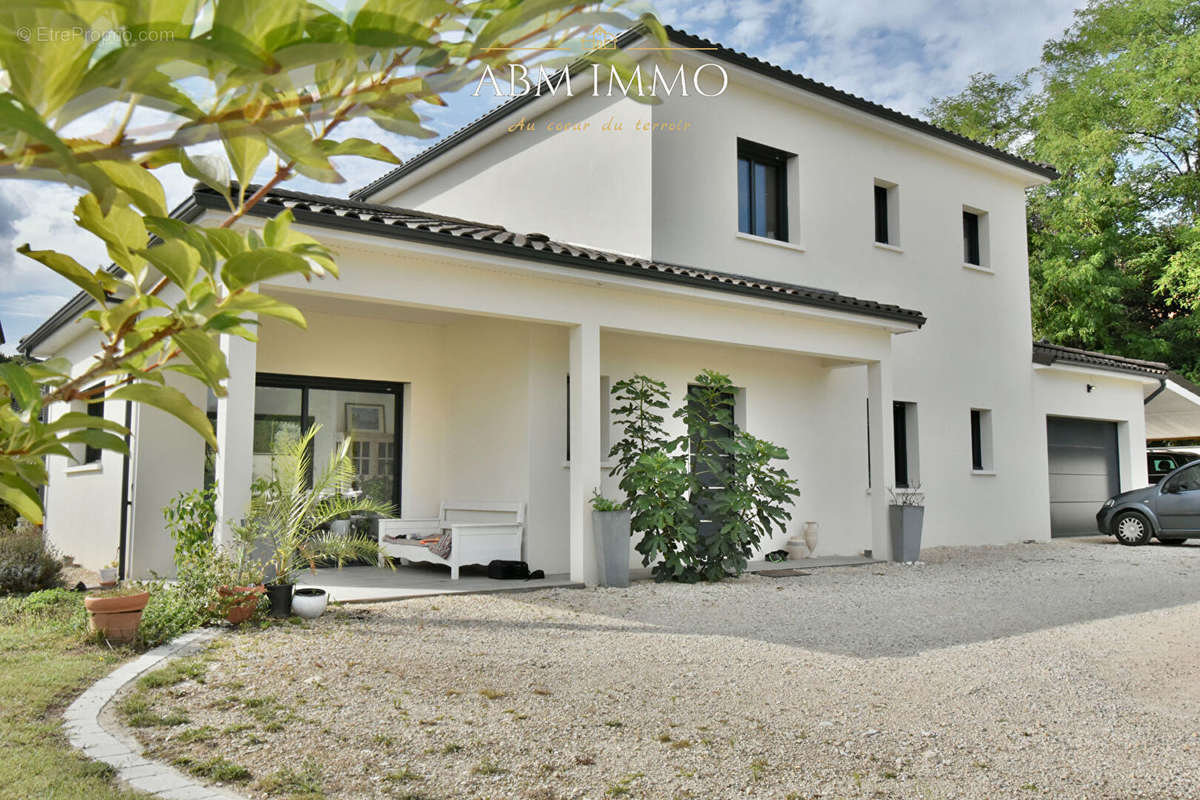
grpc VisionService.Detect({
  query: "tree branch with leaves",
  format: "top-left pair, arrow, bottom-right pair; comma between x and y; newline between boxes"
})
0,0 -> 664,522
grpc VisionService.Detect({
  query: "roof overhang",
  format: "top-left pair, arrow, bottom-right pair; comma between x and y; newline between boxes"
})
354,24 -> 1057,203
1032,341 -> 1167,382
20,186 -> 925,356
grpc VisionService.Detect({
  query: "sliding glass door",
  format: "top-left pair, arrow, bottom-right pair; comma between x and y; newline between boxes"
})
255,374 -> 404,515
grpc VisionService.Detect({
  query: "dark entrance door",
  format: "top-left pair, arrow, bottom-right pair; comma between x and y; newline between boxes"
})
688,384 -> 736,543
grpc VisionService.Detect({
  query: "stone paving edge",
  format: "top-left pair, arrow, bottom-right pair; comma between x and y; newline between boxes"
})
62,627 -> 248,800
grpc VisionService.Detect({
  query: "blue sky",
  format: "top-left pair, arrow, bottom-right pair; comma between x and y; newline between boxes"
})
0,0 -> 1083,353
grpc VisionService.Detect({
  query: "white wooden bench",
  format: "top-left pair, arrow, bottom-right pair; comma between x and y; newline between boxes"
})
377,501 -> 525,580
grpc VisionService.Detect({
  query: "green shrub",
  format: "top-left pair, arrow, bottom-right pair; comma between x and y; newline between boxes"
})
137,542 -> 248,647
0,528 -> 64,595
0,502 -> 18,531
608,371 -> 799,582
163,485 -> 218,563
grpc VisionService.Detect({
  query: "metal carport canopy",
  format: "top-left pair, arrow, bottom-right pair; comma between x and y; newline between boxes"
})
1146,373 -> 1200,442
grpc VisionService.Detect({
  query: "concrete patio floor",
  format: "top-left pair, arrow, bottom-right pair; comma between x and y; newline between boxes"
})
296,552 -> 876,602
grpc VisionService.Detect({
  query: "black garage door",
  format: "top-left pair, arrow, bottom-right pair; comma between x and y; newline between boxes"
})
1047,417 -> 1120,537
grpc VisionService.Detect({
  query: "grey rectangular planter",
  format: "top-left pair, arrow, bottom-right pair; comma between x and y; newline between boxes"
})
592,509 -> 632,587
888,505 -> 924,562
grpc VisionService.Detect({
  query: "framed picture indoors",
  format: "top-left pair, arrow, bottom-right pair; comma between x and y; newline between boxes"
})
345,402 -> 385,433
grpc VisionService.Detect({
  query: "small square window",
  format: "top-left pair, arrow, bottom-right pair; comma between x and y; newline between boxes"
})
874,180 -> 899,246
963,208 -> 988,267
971,408 -> 994,471
738,139 -> 791,241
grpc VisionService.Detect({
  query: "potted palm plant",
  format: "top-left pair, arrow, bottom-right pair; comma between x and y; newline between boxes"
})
244,424 -> 394,617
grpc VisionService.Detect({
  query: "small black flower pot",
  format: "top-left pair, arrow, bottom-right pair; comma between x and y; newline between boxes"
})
266,583 -> 294,618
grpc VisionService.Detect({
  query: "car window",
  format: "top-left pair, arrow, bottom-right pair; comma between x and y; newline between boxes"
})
1164,464 -> 1200,493
1151,457 -> 1176,472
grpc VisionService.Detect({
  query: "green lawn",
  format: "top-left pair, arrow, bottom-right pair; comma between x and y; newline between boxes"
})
0,590 -> 143,800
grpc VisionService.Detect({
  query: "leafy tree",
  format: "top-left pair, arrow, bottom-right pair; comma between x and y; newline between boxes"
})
608,375 -> 695,581
671,370 -> 797,581
924,0 -> 1200,376
609,370 -> 798,582
0,0 -> 662,522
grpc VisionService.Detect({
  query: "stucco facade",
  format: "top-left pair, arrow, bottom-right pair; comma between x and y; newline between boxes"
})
24,27 -> 1160,581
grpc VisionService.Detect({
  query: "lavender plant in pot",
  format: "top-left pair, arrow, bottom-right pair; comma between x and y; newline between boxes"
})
246,424 -> 394,617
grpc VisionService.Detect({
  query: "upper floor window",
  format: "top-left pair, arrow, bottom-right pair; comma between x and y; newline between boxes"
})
737,139 -> 791,241
963,207 -> 988,267
874,180 -> 899,246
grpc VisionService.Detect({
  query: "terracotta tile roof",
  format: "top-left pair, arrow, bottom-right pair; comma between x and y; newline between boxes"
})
204,185 -> 925,326
1032,340 -> 1167,377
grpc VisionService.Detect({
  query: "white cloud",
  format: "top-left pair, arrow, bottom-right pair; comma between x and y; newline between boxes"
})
660,0 -> 1081,116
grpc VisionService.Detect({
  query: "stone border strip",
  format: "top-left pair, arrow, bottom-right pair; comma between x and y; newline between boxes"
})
63,628 -> 249,800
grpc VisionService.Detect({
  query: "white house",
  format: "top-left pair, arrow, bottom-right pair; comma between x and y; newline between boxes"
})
19,25 -> 1166,582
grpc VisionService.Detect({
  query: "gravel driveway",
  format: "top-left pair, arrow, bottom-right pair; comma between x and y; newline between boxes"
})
127,538 -> 1200,799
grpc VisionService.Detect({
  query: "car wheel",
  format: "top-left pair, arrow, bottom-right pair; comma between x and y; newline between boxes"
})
1113,511 -> 1152,546
1159,537 -> 1187,546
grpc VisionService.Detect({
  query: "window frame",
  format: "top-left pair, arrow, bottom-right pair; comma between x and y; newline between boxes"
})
962,208 -> 987,267
737,138 -> 791,242
253,372 -> 405,514
873,180 -> 899,246
83,383 -> 106,464
892,401 -> 919,489
970,408 -> 994,472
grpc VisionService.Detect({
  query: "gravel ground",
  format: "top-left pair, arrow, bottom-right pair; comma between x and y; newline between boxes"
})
126,538 -> 1200,799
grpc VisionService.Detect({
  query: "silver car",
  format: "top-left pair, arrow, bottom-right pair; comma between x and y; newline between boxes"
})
1097,460 -> 1200,546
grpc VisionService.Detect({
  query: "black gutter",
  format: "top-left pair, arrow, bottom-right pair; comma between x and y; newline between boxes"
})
1144,378 -> 1167,405
193,189 -> 926,327
117,398 -> 132,580
352,24 -> 1056,201
19,198 -> 205,355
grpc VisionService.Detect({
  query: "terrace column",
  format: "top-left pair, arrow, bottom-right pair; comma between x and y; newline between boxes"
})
568,321 -> 602,585
213,332 -> 257,549
866,359 -> 895,561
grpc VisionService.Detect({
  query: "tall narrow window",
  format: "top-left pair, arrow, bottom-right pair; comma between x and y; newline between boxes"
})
893,401 -> 919,488
963,210 -> 982,265
874,180 -> 898,246
893,402 -> 908,488
84,383 -> 105,464
737,139 -> 790,241
971,408 -> 994,472
874,185 -> 889,244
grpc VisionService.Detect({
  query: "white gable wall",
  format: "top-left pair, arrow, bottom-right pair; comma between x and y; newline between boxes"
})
377,90 -> 653,257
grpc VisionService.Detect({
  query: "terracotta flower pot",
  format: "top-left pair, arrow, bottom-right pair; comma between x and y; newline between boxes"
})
216,584 -> 265,624
84,591 -> 150,644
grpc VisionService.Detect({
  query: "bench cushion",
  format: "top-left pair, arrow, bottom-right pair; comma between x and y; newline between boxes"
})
429,530 -> 452,558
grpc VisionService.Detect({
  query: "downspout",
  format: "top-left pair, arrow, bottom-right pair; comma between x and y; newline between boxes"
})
117,400 -> 133,580
1144,378 -> 1167,405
